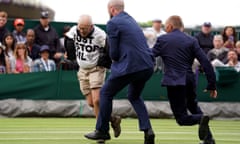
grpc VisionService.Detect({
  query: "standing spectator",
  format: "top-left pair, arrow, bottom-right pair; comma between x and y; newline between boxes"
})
143,19 -> 166,71
0,11 -> 8,43
34,11 -> 62,61
32,45 -> 56,72
143,19 -> 166,48
2,32 -> 16,59
9,42 -> 32,74
207,35 -> 228,63
12,18 -> 26,43
152,15 -> 217,144
222,26 -> 237,49
59,25 -> 71,53
235,41 -> 240,61
85,0 -> 155,143
0,43 -> 10,74
194,22 -> 214,54
25,29 -> 40,60
66,14 -> 121,138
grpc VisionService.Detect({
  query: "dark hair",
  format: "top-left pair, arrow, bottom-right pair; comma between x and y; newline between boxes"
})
2,32 -> 16,57
222,26 -> 237,43
0,47 -> 6,66
63,25 -> 71,36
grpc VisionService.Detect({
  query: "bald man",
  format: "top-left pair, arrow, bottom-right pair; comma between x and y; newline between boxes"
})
152,15 -> 217,144
85,0 -> 155,144
65,14 -> 121,138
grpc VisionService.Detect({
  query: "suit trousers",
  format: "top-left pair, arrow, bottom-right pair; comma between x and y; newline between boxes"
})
166,74 -> 203,126
96,68 -> 153,132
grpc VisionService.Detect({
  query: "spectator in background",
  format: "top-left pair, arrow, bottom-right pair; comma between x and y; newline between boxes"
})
12,18 -> 26,43
32,45 -> 56,72
222,26 -> 237,49
143,19 -> 166,71
235,41 -> 240,61
0,11 -> 8,43
194,22 -> 214,54
2,32 -> 16,59
25,29 -> 40,60
226,50 -> 240,72
207,35 -> 228,63
143,19 -> 166,48
0,43 -> 10,74
34,11 -> 62,61
59,25 -> 71,53
9,42 -> 32,74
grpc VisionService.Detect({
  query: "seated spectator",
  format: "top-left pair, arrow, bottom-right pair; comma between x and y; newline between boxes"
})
226,50 -> 240,72
2,32 -> 16,59
32,45 -> 56,72
194,22 -> 214,54
211,50 -> 240,72
207,35 -> 228,63
0,43 -> 10,73
25,29 -> 40,60
9,42 -> 32,74
0,11 -> 9,43
235,41 -> 240,61
222,26 -> 237,49
12,18 -> 26,43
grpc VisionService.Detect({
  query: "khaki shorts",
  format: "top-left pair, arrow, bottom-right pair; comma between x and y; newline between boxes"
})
77,66 -> 106,96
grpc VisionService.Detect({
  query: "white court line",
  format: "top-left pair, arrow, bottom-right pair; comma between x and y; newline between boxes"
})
0,131 -> 239,136
0,137 -> 239,141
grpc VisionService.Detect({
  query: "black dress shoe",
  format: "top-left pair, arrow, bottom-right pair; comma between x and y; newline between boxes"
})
199,115 -> 210,140
110,115 -> 122,138
144,129 -> 155,144
84,130 -> 110,140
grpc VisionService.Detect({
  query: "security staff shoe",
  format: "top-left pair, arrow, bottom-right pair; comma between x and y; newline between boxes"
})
111,116 -> 122,138
200,138 -> 216,144
199,115 -> 210,140
84,130 -> 110,141
144,128 -> 155,144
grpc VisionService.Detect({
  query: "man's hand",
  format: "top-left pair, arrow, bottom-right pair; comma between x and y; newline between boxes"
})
204,89 -> 217,98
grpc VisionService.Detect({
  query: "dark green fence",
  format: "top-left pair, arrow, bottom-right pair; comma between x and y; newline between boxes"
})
0,69 -> 239,102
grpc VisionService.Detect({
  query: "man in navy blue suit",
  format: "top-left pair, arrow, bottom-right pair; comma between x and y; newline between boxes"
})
85,0 -> 155,144
152,15 -> 217,144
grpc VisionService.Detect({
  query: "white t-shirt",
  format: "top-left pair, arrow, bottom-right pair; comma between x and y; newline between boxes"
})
66,25 -> 106,69
143,27 -> 166,48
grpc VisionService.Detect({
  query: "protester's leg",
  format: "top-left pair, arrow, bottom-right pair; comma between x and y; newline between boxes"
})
127,68 -> 153,131
167,86 -> 202,126
77,69 -> 95,113
91,88 -> 101,118
89,67 -> 106,118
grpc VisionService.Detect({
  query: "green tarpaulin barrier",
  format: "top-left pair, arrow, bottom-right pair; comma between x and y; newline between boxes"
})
0,69 -> 239,102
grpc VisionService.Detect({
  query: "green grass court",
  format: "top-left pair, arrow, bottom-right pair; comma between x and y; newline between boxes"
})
0,118 -> 239,144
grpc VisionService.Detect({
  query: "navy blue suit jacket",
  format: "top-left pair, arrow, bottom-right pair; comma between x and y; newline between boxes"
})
107,12 -> 154,78
152,29 -> 216,90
